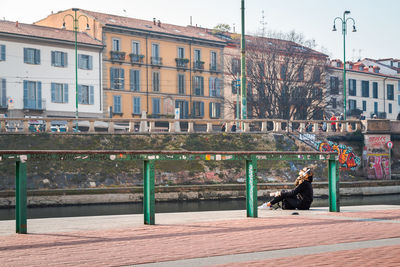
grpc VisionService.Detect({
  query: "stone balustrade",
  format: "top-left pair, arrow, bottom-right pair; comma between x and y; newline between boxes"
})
0,117 -> 373,135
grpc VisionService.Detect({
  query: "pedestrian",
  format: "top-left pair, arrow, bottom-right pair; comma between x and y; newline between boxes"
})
330,114 -> 337,132
221,123 -> 226,132
259,167 -> 314,210
359,112 -> 366,120
397,113 -> 400,121
338,113 -> 344,131
372,114 -> 377,119
231,124 -> 237,132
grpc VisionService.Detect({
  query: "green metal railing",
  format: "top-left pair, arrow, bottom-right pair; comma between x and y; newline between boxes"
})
0,150 -> 339,234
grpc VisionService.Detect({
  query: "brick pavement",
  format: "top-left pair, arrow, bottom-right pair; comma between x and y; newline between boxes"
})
0,208 -> 399,266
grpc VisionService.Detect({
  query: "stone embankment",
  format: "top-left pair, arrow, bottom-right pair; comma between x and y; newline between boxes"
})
0,180 -> 399,207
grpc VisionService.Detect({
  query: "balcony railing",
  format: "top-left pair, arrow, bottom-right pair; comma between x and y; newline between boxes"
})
151,57 -> 162,66
110,51 -> 126,61
209,64 -> 218,72
23,99 -> 46,110
193,61 -> 204,70
175,58 -> 189,69
129,54 -> 144,64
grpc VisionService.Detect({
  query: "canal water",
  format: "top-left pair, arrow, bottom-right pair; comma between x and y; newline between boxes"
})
1,194 -> 400,220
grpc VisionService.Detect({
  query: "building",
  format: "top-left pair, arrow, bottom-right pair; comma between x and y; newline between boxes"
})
0,20 -> 103,118
36,9 -> 226,120
328,60 -> 400,119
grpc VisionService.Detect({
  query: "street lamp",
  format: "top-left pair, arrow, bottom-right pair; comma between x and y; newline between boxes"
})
62,8 -> 90,131
332,11 -> 356,120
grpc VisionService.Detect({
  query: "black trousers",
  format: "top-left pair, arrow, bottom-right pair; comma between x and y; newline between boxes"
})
270,195 -> 301,210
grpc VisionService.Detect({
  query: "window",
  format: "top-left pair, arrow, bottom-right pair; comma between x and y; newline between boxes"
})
112,38 -> 121,51
0,45 -> 5,61
193,76 -> 204,96
348,99 -> 357,111
209,102 -> 221,118
175,100 -> 189,119
133,97 -> 141,115
113,95 -> 122,113
361,81 -> 369,97
210,51 -> 217,70
298,67 -> 304,81
331,97 -> 337,109
312,87 -> 322,100
194,49 -> 201,62
51,83 -> 68,103
132,41 -> 140,54
387,84 -> 394,100
312,67 -> 320,82
231,80 -> 239,94
373,82 -> 378,99
192,101 -> 204,117
374,102 -> 378,115
78,54 -> 93,70
130,70 -> 140,91
209,77 -> 221,97
23,80 -> 42,109
0,78 -> 6,108
362,100 -> 366,111
330,77 -> 339,94
349,79 -> 356,96
110,68 -> 125,90
389,103 -> 392,114
178,74 -> 185,94
178,47 -> 185,59
51,51 -> 68,67
398,95 -> 400,106
231,58 -> 240,74
78,85 -> 94,104
152,98 -> 160,115
152,72 -> 160,92
24,48 -> 40,64
280,65 -> 287,80
152,43 -> 159,58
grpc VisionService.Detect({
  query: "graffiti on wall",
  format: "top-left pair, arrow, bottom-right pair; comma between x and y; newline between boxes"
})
314,141 -> 361,170
367,154 -> 390,179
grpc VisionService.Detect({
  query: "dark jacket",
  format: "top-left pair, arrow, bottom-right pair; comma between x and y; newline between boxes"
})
281,180 -> 313,210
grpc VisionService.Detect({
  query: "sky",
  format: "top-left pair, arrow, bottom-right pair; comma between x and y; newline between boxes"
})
1,0 -> 399,61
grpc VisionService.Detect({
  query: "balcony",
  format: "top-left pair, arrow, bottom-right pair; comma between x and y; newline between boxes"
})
193,61 -> 204,71
175,58 -> 189,69
129,54 -> 144,64
151,57 -> 162,67
110,51 -> 126,62
23,98 -> 46,111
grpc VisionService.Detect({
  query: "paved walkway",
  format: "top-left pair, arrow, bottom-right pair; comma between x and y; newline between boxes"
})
0,205 -> 400,266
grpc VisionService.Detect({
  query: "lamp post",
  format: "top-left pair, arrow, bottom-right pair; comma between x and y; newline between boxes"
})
62,8 -> 90,131
332,11 -> 356,120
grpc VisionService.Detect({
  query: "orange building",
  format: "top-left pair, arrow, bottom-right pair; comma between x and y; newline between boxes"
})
36,9 -> 226,119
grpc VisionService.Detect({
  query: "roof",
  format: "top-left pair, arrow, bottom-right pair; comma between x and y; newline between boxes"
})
329,66 -> 400,80
0,20 -> 102,47
79,9 -> 225,44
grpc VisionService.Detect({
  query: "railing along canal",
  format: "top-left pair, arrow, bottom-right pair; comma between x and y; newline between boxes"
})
0,150 -> 339,234
0,118 -> 363,134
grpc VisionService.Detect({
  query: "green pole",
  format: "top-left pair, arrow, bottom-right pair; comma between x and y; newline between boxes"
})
240,0 -> 247,121
143,160 -> 155,224
74,8 -> 79,131
342,12 -> 347,120
328,159 -> 340,212
16,160 -> 27,234
246,157 -> 257,217
236,73 -> 240,127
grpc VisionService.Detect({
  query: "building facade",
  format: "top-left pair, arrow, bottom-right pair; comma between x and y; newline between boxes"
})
36,9 -> 226,120
0,21 -> 103,118
328,60 -> 400,119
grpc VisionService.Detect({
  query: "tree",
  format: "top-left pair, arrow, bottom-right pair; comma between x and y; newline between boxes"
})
225,31 -> 329,120
213,24 -> 231,34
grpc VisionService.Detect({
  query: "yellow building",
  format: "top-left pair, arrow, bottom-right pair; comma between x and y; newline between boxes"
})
36,9 -> 225,120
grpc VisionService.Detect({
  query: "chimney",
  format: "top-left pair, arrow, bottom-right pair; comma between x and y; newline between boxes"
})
16,21 -> 18,27
157,20 -> 161,27
153,18 -> 156,25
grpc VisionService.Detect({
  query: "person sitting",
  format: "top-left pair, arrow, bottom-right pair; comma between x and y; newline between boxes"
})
259,167 -> 314,210
231,124 -> 237,132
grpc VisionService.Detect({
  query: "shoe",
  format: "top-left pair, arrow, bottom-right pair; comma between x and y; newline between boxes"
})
258,203 -> 268,209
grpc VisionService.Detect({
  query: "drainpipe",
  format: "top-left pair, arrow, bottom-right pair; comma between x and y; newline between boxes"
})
383,77 -> 387,116
189,40 -> 192,117
98,47 -> 103,114
146,35 -> 149,113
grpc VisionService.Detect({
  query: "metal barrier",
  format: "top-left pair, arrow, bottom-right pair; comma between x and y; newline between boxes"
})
0,150 -> 338,234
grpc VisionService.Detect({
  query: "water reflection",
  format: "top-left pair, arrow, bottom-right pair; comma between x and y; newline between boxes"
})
0,194 -> 399,220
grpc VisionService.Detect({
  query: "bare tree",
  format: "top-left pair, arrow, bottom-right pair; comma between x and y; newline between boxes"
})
226,31 -> 329,120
